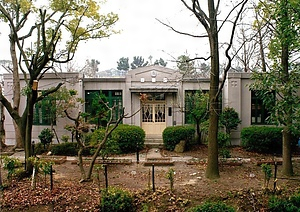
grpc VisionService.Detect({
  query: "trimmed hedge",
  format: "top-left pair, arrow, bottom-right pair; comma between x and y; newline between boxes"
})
111,125 -> 145,153
91,128 -> 121,158
51,142 -> 92,156
51,125 -> 145,156
241,126 -> 283,153
162,125 -> 195,151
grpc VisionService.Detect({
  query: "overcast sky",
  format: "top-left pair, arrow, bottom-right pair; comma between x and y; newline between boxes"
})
75,0 -> 210,70
0,0 -> 234,72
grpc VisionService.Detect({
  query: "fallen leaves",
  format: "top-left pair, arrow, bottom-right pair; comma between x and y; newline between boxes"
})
0,179 -> 101,211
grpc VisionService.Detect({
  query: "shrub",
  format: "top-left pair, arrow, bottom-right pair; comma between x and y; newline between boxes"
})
187,201 -> 235,212
220,107 -> 241,132
61,135 -> 69,143
218,131 -> 230,148
2,156 -> 22,183
91,128 -> 121,158
163,125 -> 195,151
51,142 -> 78,156
34,142 -> 49,155
38,128 -> 54,148
241,126 -> 283,153
100,187 -> 134,212
111,125 -> 145,153
268,193 -> 300,212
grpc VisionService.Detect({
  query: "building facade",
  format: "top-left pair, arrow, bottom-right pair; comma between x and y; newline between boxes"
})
3,65 -> 259,146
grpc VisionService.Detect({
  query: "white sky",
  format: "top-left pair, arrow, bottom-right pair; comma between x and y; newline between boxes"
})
0,0 -> 237,72
75,0 -> 210,70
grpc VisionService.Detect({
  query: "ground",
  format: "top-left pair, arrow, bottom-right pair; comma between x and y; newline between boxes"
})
1,145 -> 300,211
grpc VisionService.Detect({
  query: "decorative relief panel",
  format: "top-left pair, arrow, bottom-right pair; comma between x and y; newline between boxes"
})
231,80 -> 238,87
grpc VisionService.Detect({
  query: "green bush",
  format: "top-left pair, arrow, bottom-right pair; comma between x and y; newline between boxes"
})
162,125 -> 195,151
241,126 -> 283,153
100,187 -> 134,212
218,131 -> 230,148
268,193 -> 300,212
38,128 -> 54,148
111,125 -> 145,153
51,142 -> 96,156
91,128 -> 121,158
187,201 -> 235,212
51,142 -> 78,156
34,142 -> 49,155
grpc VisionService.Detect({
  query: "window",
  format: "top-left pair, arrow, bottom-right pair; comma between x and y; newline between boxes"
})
145,93 -> 165,101
85,90 -> 123,124
33,92 -> 56,125
251,90 -> 272,125
184,90 -> 213,124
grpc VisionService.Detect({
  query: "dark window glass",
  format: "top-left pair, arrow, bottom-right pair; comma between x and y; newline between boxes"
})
251,90 -> 272,125
33,91 -> 56,126
85,90 -> 123,123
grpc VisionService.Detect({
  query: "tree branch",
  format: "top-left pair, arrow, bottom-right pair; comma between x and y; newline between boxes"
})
156,18 -> 208,38
36,82 -> 64,102
217,0 -> 249,98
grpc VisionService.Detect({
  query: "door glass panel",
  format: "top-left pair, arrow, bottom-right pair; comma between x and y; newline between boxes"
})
142,104 -> 153,122
155,104 -> 165,122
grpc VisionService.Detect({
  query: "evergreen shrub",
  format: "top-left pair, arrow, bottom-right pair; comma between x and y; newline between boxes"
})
38,128 -> 54,148
34,142 -> 49,155
111,124 -> 145,153
187,201 -> 235,212
91,128 -> 121,158
100,187 -> 134,212
241,126 -> 283,153
51,142 -> 78,156
268,193 -> 300,212
162,125 -> 195,151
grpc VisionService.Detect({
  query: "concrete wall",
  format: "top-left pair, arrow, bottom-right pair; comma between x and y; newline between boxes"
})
2,67 -> 254,146
3,72 -> 83,145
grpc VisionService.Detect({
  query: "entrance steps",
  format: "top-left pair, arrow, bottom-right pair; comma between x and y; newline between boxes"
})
144,138 -> 164,148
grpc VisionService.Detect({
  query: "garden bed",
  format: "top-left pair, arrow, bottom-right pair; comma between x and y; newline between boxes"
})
38,155 -> 67,164
144,157 -> 174,166
71,158 -> 132,165
186,157 -> 249,166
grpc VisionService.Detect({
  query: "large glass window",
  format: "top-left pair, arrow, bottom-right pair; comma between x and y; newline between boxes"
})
251,90 -> 272,125
85,90 -> 123,124
33,91 -> 56,126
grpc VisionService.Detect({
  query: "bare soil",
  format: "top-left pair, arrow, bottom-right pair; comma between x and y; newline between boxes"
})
1,145 -> 300,211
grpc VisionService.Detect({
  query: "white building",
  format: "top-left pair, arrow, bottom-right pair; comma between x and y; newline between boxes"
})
3,65 -> 264,146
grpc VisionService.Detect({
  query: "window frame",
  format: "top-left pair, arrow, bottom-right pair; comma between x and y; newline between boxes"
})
33,91 -> 56,126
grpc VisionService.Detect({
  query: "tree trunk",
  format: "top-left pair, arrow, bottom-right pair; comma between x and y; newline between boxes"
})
205,0 -> 220,179
196,119 -> 201,144
86,133 -> 110,180
24,93 -> 35,172
85,117 -> 123,180
13,121 -> 23,148
282,127 -> 293,176
280,0 -> 293,176
77,146 -> 87,181
0,99 -> 6,149
9,30 -> 22,148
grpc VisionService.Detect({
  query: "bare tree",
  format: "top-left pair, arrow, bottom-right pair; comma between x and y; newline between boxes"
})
160,0 -> 248,178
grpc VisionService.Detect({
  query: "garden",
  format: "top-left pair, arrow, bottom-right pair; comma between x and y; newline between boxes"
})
1,124 -> 300,211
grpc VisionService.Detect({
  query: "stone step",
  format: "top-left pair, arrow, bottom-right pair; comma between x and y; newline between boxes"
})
144,138 -> 164,148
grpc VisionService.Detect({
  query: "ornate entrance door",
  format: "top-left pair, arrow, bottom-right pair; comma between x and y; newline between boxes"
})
142,102 -> 166,136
